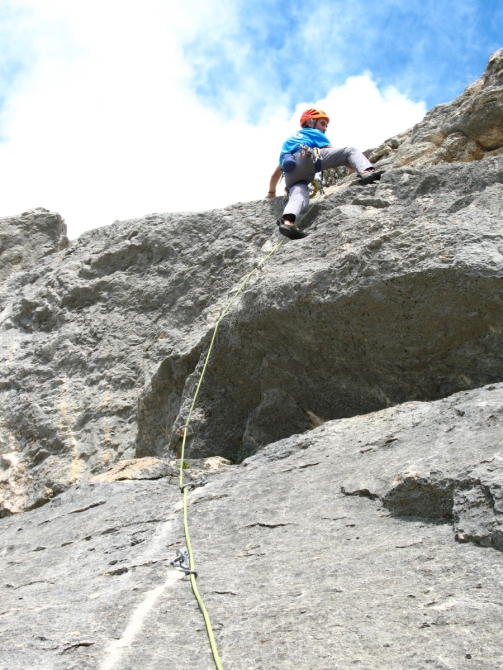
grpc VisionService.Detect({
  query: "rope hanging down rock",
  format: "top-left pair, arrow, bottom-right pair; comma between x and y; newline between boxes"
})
173,196 -> 322,669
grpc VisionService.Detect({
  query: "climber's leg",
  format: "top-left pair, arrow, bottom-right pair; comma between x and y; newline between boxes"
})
283,181 -> 310,221
320,146 -> 385,184
320,146 -> 372,174
277,151 -> 315,239
277,181 -> 310,239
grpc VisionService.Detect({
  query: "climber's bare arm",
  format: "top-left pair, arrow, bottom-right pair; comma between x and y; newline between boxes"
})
266,165 -> 282,199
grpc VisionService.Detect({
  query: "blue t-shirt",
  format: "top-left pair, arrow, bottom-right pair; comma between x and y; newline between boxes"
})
279,128 -> 331,166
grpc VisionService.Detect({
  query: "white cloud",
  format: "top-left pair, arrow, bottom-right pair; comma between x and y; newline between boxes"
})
311,74 -> 426,149
0,1 -> 426,239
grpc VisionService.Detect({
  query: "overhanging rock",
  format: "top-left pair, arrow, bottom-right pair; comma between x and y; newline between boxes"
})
2,157 -> 503,512
168,157 -> 503,461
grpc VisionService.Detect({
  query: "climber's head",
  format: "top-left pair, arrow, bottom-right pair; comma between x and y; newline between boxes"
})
300,108 -> 330,132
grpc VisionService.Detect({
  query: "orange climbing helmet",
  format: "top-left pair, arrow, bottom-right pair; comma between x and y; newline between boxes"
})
300,108 -> 330,128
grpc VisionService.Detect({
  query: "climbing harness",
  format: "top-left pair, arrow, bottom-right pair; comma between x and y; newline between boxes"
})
172,196 -> 324,669
281,146 -> 324,204
297,144 -> 323,173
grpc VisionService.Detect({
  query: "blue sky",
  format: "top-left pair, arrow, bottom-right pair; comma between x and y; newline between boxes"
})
0,5 -> 28,133
183,0 -> 503,121
0,0 -> 501,236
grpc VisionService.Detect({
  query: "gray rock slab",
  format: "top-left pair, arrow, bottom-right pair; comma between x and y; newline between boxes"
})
1,383 -> 502,669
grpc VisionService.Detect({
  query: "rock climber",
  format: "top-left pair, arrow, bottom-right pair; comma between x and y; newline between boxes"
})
266,108 -> 384,239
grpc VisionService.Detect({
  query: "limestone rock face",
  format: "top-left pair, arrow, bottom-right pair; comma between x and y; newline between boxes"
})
91,457 -> 179,483
181,158 -> 503,462
1,47 -> 503,670
1,384 -> 502,669
0,208 -> 68,284
2,154 -> 503,515
365,47 -> 503,170
0,199 -> 284,514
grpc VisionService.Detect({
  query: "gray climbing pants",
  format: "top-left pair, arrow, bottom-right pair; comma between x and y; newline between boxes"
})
283,146 -> 373,221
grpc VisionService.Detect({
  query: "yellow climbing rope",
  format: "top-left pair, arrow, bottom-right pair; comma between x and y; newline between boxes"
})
177,238 -> 286,670
181,485 -> 223,669
174,190 -> 323,669
177,235 -> 287,488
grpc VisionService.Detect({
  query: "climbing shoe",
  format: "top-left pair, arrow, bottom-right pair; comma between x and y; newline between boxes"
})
277,221 -> 308,240
357,169 -> 385,185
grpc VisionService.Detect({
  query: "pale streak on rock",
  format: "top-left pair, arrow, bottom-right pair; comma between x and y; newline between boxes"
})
5,343 -> 17,370
98,504 -> 188,670
100,570 -> 184,670
59,377 -> 83,484
0,447 -> 27,515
